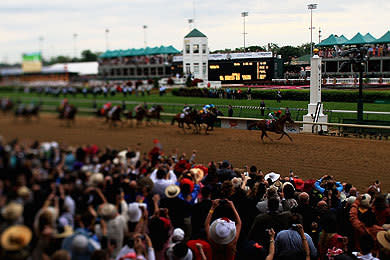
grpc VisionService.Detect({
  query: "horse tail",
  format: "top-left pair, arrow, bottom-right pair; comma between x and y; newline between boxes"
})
171,116 -> 176,125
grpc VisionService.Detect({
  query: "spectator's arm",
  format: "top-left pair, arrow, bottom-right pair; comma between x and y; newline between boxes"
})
195,243 -> 207,260
266,229 -> 276,260
150,169 -> 158,182
314,178 -> 325,194
95,188 -> 107,204
167,170 -> 177,183
205,199 -> 219,241
297,224 -> 311,260
228,200 -> 242,244
189,184 -> 201,202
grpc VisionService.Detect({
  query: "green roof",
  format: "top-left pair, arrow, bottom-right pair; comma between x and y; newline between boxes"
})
336,35 -> 349,45
364,33 -> 377,43
373,31 -> 390,44
344,33 -> 368,45
317,34 -> 337,46
184,28 -> 207,38
100,45 -> 180,58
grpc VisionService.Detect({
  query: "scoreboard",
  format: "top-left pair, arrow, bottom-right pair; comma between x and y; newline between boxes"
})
208,58 -> 276,84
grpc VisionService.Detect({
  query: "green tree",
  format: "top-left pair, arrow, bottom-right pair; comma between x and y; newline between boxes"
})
81,49 -> 99,61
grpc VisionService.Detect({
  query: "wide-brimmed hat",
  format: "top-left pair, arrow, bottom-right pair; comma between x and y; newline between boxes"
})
190,168 -> 204,183
2,202 -> 23,221
360,193 -> 372,208
98,203 -> 117,219
265,172 -> 280,183
282,181 -> 295,191
165,185 -> 181,198
377,230 -> 390,250
209,218 -> 236,245
54,225 -> 74,239
127,202 -> 146,223
0,225 -> 32,251
88,173 -> 104,187
346,196 -> 356,205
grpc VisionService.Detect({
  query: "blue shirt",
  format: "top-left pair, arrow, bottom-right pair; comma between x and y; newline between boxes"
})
275,229 -> 317,258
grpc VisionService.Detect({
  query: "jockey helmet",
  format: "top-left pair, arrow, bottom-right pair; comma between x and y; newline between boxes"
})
278,110 -> 282,114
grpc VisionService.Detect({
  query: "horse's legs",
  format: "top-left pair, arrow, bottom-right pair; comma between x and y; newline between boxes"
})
277,133 -> 285,140
284,131 -> 293,142
263,130 -> 273,142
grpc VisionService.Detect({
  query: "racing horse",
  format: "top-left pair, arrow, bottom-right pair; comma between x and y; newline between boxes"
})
171,109 -> 198,133
14,103 -> 41,121
1,98 -> 13,114
194,107 -> 223,135
145,105 -> 164,125
249,114 -> 294,142
58,104 -> 78,126
106,106 -> 123,127
124,106 -> 147,126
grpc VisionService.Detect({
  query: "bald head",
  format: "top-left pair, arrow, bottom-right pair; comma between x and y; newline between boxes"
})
298,192 -> 310,204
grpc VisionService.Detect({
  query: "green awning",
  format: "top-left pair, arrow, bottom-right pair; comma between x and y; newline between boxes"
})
373,31 -> 390,44
344,33 -> 368,45
317,34 -> 336,46
364,33 -> 377,43
99,45 -> 180,58
336,35 -> 349,45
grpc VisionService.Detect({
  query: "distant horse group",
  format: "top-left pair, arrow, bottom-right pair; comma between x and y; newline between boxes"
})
171,107 -> 223,135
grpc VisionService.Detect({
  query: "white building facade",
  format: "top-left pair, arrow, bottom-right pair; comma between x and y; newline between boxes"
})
182,29 -> 208,81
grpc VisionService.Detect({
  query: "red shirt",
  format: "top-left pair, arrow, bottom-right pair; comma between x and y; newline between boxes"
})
187,240 -> 212,260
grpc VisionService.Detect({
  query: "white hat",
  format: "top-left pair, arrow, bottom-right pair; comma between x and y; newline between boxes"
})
165,185 -> 180,198
172,228 -> 185,242
209,218 -> 236,245
88,173 -> 104,187
98,203 -> 117,219
265,172 -> 280,183
231,177 -> 242,188
127,202 -> 146,223
346,196 -> 356,204
360,193 -> 372,208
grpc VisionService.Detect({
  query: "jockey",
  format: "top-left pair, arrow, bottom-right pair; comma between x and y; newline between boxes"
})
134,104 -> 143,113
149,105 -> 156,113
107,105 -> 118,118
60,98 -> 68,109
268,111 -> 276,120
275,110 -> 282,119
202,104 -> 215,114
183,104 -> 192,115
103,102 -> 112,111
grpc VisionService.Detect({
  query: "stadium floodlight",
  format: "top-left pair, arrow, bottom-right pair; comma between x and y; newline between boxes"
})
105,29 -> 109,51
241,12 -> 249,52
307,4 -> 318,57
143,25 -> 148,48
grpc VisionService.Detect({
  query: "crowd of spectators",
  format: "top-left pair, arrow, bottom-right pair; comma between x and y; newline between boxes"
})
0,136 -> 390,260
318,45 -> 390,59
98,55 -> 174,66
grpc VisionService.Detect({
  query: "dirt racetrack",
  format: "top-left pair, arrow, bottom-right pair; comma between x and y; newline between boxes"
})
1,114 -> 389,191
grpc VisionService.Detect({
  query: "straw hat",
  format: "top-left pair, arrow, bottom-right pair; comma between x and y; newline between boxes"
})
377,230 -> 390,250
190,168 -> 204,183
17,186 -> 31,198
2,202 -> 23,221
165,185 -> 180,198
98,203 -> 117,219
0,225 -> 32,251
209,218 -> 236,245
88,173 -> 104,187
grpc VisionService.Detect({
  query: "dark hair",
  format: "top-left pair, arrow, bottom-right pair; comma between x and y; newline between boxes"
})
91,250 -> 109,260
283,184 -> 295,199
267,197 -> 280,212
173,242 -> 189,258
250,165 -> 257,173
156,169 -> 166,179
288,213 -> 303,226
149,217 -> 170,251
201,186 -> 211,198
359,234 -> 374,255
359,211 -> 377,227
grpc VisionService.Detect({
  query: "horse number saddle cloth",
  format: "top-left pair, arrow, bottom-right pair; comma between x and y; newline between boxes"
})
266,119 -> 275,129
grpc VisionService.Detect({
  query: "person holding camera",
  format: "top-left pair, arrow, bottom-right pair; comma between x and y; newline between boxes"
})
274,214 -> 317,260
205,199 -> 242,260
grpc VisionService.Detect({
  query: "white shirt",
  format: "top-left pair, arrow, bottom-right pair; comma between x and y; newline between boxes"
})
150,169 -> 177,196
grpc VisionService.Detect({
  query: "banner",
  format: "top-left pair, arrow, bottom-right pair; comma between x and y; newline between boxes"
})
22,52 -> 42,73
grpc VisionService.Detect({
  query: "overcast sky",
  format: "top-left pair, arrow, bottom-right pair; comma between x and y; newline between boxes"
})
1,0 -> 389,63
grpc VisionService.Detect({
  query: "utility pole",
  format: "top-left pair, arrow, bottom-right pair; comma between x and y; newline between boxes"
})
307,4 -> 318,57
241,12 -> 248,52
